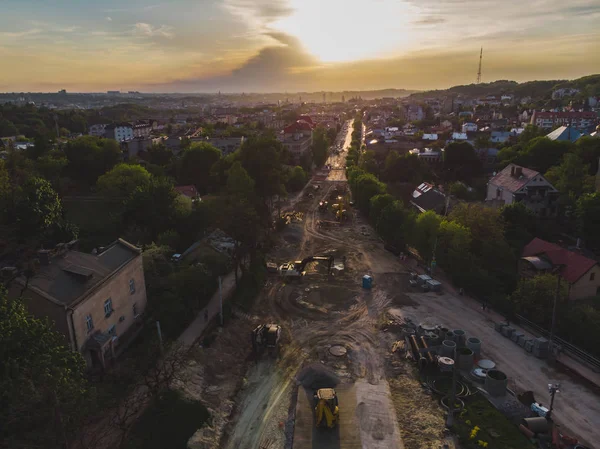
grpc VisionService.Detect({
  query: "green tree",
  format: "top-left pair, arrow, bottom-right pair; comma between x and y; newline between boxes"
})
576,193 -> 600,251
15,177 -> 63,239
377,200 -> 414,249
0,287 -> 89,449
382,152 -> 427,184
436,219 -> 472,270
63,136 -> 121,186
359,150 -> 378,175
96,163 -> 152,200
449,181 -> 469,200
449,203 -> 505,249
516,137 -> 572,173
34,150 -> 67,188
311,127 -> 330,167
353,172 -> 386,215
147,142 -> 173,166
0,118 -> 18,137
519,124 -> 545,144
510,274 -> 567,325
286,166 -> 308,192
545,153 -> 594,199
474,135 -> 491,150
412,211 -> 442,263
443,141 -> 482,182
176,142 -> 222,193
574,135 -> 600,174
501,202 -> 537,253
369,193 -> 395,225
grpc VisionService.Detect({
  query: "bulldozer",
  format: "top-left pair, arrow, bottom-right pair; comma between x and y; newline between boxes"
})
314,388 -> 339,428
251,324 -> 281,357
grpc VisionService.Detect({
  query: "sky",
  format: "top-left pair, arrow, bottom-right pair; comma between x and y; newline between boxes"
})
1,0 -> 599,93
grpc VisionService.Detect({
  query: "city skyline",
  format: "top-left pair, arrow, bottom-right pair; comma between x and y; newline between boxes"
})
1,0 -> 599,93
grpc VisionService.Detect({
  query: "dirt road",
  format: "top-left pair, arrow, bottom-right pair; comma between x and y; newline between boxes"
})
395,290 -> 600,447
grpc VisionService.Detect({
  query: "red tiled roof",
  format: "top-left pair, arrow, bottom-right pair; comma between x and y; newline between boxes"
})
489,164 -> 539,193
534,111 -> 596,119
174,185 -> 199,199
284,120 -> 313,134
522,238 -> 597,283
297,115 -> 314,125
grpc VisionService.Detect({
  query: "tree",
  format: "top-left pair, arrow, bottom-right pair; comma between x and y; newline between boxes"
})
574,135 -> 600,175
382,152 -> 427,184
34,150 -> 67,188
449,203 -> 505,250
359,150 -> 378,175
545,153 -> 594,200
146,143 -> 173,167
516,137 -> 572,173
474,135 -> 491,150
501,202 -> 537,253
449,181 -> 469,200
353,172 -> 386,215
510,274 -> 567,325
0,287 -> 89,449
443,141 -> 482,182
226,161 -> 255,198
286,166 -> 308,192
311,127 -> 329,167
64,136 -> 121,186
436,220 -> 472,270
377,200 -> 414,249
369,193 -> 394,225
15,177 -> 63,239
122,177 -> 179,242
412,211 -> 442,263
96,163 -> 152,200
0,118 -> 18,137
176,142 -> 222,193
519,124 -> 545,144
576,193 -> 600,251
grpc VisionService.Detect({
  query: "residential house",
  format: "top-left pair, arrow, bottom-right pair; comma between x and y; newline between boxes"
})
490,131 -> 513,144
462,122 -> 478,133
89,123 -> 108,137
7,239 -> 147,370
105,123 -> 134,141
520,238 -> 600,300
422,133 -> 438,141
175,185 -> 201,202
410,182 -> 449,214
410,148 -> 442,164
451,132 -> 468,140
122,137 -> 152,160
406,105 -> 424,122
206,137 -> 245,155
280,119 -> 314,164
530,110 -> 597,131
545,125 -> 582,143
486,164 -> 559,216
551,88 -> 580,100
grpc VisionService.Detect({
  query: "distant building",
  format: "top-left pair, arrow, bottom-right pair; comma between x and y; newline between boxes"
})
281,119 -> 314,163
461,122 -> 478,133
530,110 -> 596,130
132,122 -> 152,138
451,132 -> 468,140
7,239 -> 147,370
545,125 -> 582,142
486,164 -> 559,216
122,137 -> 152,160
190,137 -> 245,156
105,123 -> 134,141
174,185 -> 201,202
520,238 -> 600,300
410,148 -> 441,163
89,123 -> 108,137
551,88 -> 580,100
406,105 -> 424,122
107,91 -> 121,95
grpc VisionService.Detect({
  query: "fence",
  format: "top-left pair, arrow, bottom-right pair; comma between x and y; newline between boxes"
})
515,313 -> 600,373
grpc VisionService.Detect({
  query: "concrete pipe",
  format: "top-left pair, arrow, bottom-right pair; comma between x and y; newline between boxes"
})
437,327 -> 449,338
442,340 -> 456,358
466,337 -> 482,358
522,417 -> 551,435
485,369 -> 508,397
445,331 -> 455,342
453,329 -> 466,347
457,347 -> 474,371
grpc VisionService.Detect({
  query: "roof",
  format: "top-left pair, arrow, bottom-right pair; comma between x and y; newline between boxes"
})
297,115 -> 314,125
522,238 -> 597,283
410,183 -> 447,213
174,185 -> 199,199
534,111 -> 596,119
284,120 -> 313,134
546,126 -> 582,142
19,239 -> 141,307
489,164 -> 539,193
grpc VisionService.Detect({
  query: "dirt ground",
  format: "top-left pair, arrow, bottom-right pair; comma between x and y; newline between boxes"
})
185,119 -> 600,449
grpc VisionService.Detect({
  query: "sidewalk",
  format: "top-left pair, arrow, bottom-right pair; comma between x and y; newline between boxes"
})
178,270 -> 237,347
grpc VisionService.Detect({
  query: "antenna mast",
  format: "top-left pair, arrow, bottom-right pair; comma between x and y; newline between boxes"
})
476,47 -> 483,84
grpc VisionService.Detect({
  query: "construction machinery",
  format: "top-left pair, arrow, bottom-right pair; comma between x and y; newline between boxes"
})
251,324 -> 281,356
314,388 -> 339,428
333,196 -> 348,222
278,255 -> 334,279
318,200 -> 328,211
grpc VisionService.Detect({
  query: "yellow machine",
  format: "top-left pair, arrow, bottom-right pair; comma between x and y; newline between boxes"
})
334,196 -> 348,222
314,388 -> 339,428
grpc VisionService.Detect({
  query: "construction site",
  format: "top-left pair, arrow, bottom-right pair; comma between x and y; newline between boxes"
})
185,122 -> 600,449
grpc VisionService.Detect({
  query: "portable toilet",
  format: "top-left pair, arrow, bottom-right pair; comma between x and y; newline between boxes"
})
362,275 -> 373,289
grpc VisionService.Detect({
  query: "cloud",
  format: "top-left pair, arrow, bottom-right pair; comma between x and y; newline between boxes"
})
0,28 -> 43,38
105,16 -> 112,21
132,23 -> 174,39
414,16 -> 446,25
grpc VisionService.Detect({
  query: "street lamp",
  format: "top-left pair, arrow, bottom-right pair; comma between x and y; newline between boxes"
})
546,383 -> 560,420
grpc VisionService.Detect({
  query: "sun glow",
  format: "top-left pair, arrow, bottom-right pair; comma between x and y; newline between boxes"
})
271,0 -> 419,63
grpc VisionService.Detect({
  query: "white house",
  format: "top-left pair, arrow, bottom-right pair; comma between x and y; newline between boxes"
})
451,132 -> 468,140
461,122 -> 478,133
105,123 -> 134,142
89,124 -> 108,137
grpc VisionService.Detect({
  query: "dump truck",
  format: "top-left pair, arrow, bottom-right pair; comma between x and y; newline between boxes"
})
251,324 -> 281,356
314,388 -> 339,428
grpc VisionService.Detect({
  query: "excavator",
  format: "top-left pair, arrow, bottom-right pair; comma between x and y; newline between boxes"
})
278,255 -> 334,279
314,388 -> 339,428
251,324 -> 281,357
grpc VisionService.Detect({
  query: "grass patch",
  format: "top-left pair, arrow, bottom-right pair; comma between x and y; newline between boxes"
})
453,395 -> 535,449
126,389 -> 210,449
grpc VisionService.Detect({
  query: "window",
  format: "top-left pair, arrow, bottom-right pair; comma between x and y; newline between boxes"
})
133,303 -> 138,317
86,314 -> 94,332
107,325 -> 116,336
591,272 -> 596,282
129,279 -> 136,294
104,298 -> 113,317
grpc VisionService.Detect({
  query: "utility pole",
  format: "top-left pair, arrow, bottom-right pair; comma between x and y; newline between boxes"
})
549,272 -> 561,358
476,47 -> 483,84
218,276 -> 224,326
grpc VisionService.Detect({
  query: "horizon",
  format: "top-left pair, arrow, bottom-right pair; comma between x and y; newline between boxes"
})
1,0 -> 599,93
